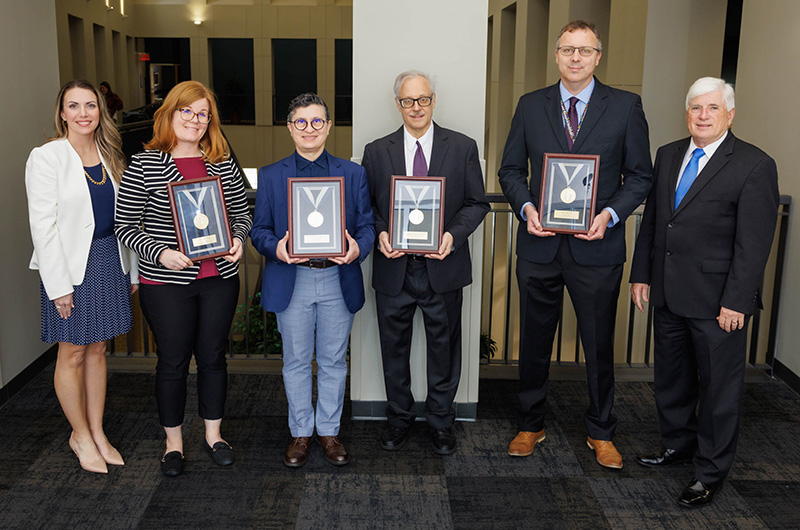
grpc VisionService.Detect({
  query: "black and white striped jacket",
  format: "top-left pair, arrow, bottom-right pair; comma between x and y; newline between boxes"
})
115,150 -> 252,284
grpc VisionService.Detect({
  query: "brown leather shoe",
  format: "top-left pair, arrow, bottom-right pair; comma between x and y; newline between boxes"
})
586,436 -> 623,469
318,435 -> 350,466
507,430 -> 546,457
284,437 -> 312,468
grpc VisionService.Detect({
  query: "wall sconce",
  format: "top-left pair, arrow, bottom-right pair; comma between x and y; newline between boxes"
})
194,19 -> 202,26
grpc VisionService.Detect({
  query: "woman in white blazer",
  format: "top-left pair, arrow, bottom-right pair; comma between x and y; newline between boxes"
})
25,79 -> 138,474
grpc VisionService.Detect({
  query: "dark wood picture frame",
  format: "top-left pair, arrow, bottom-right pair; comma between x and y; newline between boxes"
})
538,153 -> 601,234
388,175 -> 446,254
167,175 -> 233,262
287,176 -> 346,259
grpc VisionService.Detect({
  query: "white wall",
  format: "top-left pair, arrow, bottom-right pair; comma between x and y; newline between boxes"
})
350,0 -> 488,415
734,0 -> 800,376
0,0 -> 61,387
641,0 -> 727,157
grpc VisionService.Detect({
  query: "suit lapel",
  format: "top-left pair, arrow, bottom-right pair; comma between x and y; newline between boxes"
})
386,127 -> 406,176
428,123 -> 448,176
325,151 -> 342,175
545,83 -> 570,153
674,133 -> 735,216
160,151 -> 183,183
571,79 -> 607,153
668,140 -> 690,214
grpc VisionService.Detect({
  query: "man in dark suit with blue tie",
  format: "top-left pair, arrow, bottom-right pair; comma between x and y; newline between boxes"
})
362,71 -> 489,455
498,20 -> 653,468
630,77 -> 779,507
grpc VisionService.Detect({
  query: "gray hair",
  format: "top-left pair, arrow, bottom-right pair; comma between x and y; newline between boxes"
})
287,92 -> 330,122
393,70 -> 436,97
685,77 -> 735,110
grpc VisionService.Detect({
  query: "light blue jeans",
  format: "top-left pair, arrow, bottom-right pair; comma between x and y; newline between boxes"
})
276,266 -> 354,437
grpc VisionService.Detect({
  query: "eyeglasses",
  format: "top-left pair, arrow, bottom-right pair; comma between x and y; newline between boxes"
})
397,96 -> 433,108
557,46 -> 600,57
290,118 -> 327,131
177,107 -> 211,124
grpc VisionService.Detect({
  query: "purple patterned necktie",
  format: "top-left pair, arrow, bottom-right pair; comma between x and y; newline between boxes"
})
412,140 -> 428,176
566,96 -> 579,150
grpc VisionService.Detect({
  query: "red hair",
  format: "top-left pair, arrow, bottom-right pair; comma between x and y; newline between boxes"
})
144,81 -> 229,163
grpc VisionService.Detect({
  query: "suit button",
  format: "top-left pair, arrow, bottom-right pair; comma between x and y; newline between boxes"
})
667,222 -> 674,228
666,250 -> 672,256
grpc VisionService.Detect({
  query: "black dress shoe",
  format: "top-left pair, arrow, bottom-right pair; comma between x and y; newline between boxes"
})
204,439 -> 235,466
636,448 -> 693,468
678,479 -> 722,508
430,427 -> 456,455
381,425 -> 410,451
161,451 -> 184,477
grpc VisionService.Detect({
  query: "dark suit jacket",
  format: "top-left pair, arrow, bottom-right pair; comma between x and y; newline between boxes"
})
630,132 -> 779,318
362,123 -> 489,295
498,78 -> 653,266
250,151 -> 375,314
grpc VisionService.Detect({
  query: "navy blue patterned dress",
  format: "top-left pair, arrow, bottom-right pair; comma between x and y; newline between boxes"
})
39,164 -> 132,345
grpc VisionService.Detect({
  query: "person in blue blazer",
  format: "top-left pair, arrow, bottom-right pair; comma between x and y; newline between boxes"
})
251,93 -> 375,468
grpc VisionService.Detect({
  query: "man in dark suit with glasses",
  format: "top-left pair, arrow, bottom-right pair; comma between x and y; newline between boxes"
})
362,70 -> 489,455
499,20 -> 653,468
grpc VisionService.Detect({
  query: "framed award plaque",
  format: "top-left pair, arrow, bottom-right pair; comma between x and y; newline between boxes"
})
287,177 -> 346,258
389,176 -> 445,254
167,175 -> 233,261
538,153 -> 600,234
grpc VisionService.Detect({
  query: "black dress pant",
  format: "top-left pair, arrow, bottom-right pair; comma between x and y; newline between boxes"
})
516,237 -> 622,439
375,258 -> 463,430
139,275 -> 239,427
653,306 -> 748,486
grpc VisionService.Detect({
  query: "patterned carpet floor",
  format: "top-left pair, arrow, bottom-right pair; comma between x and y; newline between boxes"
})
1,365 -> 799,529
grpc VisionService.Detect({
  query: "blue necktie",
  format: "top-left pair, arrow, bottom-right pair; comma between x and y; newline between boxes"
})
674,148 -> 705,209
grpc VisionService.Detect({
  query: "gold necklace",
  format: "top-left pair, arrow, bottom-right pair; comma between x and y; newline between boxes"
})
84,164 -> 107,185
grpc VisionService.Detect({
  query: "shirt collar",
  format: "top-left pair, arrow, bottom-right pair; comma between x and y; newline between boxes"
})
689,130 -> 728,159
559,77 -> 596,105
403,122 -> 434,152
295,150 -> 329,170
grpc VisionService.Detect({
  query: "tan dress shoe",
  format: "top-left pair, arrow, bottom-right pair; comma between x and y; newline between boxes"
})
508,430 -> 546,457
587,436 -> 623,469
318,435 -> 350,465
284,436 -> 312,468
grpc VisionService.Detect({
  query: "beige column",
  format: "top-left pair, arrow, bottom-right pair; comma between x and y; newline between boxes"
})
350,0 -> 489,420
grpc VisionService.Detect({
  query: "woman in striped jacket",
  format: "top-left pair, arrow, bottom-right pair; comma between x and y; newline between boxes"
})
115,81 -> 252,477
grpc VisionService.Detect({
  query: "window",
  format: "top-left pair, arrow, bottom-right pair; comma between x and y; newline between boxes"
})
334,39 -> 352,125
272,39 -> 317,125
210,38 -> 255,125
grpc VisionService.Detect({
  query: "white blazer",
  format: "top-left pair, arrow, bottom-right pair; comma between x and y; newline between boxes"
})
26,138 -> 138,300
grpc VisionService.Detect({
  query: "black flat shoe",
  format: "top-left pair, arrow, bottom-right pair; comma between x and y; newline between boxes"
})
430,427 -> 456,455
161,451 -> 184,477
381,425 -> 410,451
204,439 -> 235,466
636,448 -> 694,468
678,479 -> 722,508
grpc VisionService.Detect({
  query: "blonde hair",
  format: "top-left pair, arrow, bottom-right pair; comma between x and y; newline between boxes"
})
144,81 -> 229,163
50,79 -> 126,183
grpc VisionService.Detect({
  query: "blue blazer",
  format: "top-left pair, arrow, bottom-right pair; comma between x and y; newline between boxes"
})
251,151 -> 375,314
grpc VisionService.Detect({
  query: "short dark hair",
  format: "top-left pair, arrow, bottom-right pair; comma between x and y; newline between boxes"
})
287,93 -> 330,122
556,20 -> 603,51
99,81 -> 112,92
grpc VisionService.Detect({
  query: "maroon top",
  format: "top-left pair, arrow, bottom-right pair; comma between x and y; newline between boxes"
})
139,157 -> 221,285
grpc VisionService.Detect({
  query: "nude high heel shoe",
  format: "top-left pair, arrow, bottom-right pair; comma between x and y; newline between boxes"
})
94,435 -> 125,466
69,433 -> 108,474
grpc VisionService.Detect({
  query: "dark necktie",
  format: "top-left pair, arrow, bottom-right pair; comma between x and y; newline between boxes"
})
412,140 -> 428,176
674,148 -> 705,209
566,96 -> 579,150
